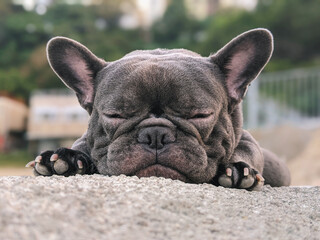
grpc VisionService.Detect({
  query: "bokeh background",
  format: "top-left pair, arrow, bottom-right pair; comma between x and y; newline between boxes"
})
0,0 -> 319,185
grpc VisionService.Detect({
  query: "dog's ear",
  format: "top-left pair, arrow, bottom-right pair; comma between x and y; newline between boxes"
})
211,28 -> 273,108
47,37 -> 107,114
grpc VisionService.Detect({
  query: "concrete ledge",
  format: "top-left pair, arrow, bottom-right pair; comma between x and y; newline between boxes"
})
0,175 -> 319,240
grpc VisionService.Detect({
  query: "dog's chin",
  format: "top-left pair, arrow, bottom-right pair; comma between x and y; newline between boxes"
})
135,164 -> 191,183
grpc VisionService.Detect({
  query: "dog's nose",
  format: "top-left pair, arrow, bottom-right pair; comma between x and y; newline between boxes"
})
137,127 -> 175,150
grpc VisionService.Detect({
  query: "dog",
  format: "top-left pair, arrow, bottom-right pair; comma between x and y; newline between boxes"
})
27,28 -> 290,190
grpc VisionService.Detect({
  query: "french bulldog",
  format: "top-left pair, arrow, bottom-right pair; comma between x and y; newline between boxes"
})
27,28 -> 291,190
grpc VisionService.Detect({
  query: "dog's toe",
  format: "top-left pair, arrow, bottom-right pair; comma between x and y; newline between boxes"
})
218,168 -> 233,187
218,175 -> 233,187
236,163 -> 261,190
239,175 -> 255,189
35,162 -> 52,176
251,174 -> 265,191
53,159 -> 69,174
32,155 -> 52,176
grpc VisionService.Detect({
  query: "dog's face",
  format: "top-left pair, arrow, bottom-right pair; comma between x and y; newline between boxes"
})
91,52 -> 229,183
47,29 -> 273,183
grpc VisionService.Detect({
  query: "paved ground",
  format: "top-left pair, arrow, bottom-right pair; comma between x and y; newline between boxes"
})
0,175 -> 319,240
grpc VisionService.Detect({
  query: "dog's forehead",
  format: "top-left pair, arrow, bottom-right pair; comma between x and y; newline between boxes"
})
95,50 -> 225,112
99,50 -> 219,89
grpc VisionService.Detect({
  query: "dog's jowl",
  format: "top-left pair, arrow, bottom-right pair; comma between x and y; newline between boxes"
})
27,28 -> 291,190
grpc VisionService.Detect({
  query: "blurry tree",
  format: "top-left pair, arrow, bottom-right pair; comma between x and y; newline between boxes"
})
0,1 -> 47,100
1,0 -> 320,102
0,0 -> 143,101
0,68 -> 34,100
151,0 -> 206,50
256,0 -> 320,69
198,0 -> 320,115
199,0 -> 320,71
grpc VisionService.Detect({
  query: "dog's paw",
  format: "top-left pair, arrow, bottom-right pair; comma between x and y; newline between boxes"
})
26,148 -> 93,177
214,162 -> 264,191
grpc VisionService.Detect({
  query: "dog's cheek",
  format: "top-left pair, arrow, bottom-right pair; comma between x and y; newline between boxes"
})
86,112 -> 113,169
205,114 -> 236,166
189,120 -> 215,142
99,118 -> 121,140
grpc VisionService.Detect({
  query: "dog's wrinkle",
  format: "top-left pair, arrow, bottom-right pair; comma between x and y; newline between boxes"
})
91,129 -> 110,155
137,117 -> 176,130
111,115 -> 146,142
166,115 -> 204,146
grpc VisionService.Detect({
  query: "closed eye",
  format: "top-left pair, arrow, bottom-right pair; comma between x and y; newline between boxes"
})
187,112 -> 214,119
190,113 -> 211,119
104,113 -> 125,119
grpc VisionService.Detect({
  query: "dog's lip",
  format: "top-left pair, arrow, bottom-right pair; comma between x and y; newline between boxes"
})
134,164 -> 192,183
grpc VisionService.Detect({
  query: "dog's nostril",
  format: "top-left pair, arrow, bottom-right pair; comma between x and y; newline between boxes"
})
137,127 -> 175,150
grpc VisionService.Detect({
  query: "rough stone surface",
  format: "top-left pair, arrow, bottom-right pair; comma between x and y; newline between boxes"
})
0,175 -> 319,240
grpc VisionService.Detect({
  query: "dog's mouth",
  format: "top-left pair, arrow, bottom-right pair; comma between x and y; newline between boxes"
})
135,164 -> 191,183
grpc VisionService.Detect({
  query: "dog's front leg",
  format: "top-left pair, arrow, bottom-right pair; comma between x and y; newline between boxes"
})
214,130 -> 265,191
26,132 -> 97,176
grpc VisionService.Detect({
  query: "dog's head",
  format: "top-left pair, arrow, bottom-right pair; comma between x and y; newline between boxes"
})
47,29 -> 273,183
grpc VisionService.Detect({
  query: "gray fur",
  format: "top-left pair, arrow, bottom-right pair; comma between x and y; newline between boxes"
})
44,28 -> 290,187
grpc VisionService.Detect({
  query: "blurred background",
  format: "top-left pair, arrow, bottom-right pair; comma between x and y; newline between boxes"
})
0,0 -> 319,185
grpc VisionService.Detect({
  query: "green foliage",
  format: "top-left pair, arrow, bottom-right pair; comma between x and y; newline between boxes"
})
151,0 -> 206,50
0,68 -> 35,100
0,150 -> 32,167
0,0 -> 145,100
200,0 -> 320,70
0,0 -> 319,104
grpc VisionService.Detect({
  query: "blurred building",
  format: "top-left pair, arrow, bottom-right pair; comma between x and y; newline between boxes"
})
16,0 -> 257,29
27,89 -> 89,154
220,0 -> 257,11
185,0 -> 219,20
120,0 -> 257,29
243,68 -> 320,129
119,0 -> 167,29
0,94 -> 28,152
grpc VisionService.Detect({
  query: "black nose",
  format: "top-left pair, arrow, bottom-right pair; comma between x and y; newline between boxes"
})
137,127 -> 175,150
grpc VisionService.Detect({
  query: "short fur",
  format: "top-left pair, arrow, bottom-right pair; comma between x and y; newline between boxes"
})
31,29 -> 291,190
